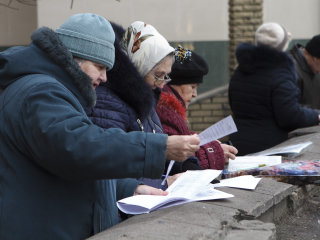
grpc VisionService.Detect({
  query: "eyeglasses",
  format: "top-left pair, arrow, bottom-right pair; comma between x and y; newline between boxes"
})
153,74 -> 171,85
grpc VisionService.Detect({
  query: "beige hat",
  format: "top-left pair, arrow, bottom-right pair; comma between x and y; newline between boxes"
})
255,22 -> 292,51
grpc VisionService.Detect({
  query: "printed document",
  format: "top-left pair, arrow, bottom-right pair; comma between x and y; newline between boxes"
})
117,170 -> 234,215
199,115 -> 237,146
228,156 -> 282,172
163,116 -> 238,181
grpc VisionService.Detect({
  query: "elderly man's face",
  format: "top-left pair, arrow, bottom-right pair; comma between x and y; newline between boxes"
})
78,60 -> 107,89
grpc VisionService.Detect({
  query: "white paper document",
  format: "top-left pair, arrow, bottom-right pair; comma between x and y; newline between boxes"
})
117,170 -> 234,215
228,156 -> 282,172
213,175 -> 262,190
248,141 -> 312,157
198,115 -> 237,146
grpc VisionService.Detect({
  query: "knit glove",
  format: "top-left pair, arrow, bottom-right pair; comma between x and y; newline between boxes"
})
196,141 -> 225,170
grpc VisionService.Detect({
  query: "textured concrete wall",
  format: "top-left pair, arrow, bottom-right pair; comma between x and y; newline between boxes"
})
37,0 -> 229,42
0,2 -> 37,46
229,0 -> 263,74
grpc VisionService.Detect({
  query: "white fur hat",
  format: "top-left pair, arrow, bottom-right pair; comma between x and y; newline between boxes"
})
255,22 -> 292,51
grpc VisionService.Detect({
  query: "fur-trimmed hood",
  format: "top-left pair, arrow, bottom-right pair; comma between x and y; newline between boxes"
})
236,43 -> 295,74
100,22 -> 154,119
0,27 -> 95,107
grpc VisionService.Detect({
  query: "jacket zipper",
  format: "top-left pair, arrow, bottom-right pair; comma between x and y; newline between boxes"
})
149,116 -> 162,133
137,118 -> 144,132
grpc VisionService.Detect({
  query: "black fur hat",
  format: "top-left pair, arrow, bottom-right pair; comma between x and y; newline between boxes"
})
169,46 -> 209,85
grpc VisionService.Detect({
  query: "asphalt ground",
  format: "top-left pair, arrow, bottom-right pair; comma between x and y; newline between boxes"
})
276,189 -> 320,240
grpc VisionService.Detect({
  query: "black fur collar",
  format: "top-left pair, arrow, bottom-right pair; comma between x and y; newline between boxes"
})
103,22 -> 154,119
31,27 -> 96,107
236,43 -> 294,73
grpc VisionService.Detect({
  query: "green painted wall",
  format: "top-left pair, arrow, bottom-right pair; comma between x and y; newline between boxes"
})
288,39 -> 308,49
170,41 -> 230,95
0,39 -> 309,95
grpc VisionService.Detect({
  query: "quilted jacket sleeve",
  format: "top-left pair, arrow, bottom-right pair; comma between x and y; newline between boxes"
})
272,75 -> 319,130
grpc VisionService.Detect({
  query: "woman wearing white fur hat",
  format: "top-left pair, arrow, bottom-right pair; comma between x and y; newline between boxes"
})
228,22 -> 320,156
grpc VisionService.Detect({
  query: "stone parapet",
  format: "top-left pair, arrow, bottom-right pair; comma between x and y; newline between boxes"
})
89,126 -> 320,240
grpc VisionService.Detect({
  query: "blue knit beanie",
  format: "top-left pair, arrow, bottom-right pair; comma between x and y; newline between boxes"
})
56,13 -> 115,70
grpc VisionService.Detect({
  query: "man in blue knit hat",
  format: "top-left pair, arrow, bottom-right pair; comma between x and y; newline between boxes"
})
0,13 -> 200,239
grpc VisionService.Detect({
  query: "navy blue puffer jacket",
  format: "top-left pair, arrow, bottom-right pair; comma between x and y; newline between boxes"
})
229,43 -> 319,155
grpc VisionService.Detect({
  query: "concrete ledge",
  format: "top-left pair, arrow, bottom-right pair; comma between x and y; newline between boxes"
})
226,220 -> 276,240
208,178 -> 293,219
89,126 -> 320,240
88,178 -> 293,240
89,202 -> 237,240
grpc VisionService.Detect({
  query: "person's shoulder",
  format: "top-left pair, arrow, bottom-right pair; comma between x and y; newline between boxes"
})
10,73 -> 62,93
288,44 -> 304,60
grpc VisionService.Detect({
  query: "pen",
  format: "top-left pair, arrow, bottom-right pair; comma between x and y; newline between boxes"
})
161,160 -> 175,185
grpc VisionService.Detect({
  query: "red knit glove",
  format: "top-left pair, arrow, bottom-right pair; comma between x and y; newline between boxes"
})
196,141 -> 225,170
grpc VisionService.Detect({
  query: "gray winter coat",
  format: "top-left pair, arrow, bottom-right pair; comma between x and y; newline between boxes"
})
289,44 -> 320,109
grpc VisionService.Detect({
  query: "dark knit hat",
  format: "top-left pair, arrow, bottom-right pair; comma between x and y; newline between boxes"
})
169,46 -> 209,85
305,34 -> 320,58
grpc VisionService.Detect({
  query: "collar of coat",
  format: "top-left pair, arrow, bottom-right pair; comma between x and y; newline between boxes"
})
236,43 -> 295,74
100,22 -> 155,120
289,44 -> 314,76
31,27 -> 96,107
158,85 -> 187,121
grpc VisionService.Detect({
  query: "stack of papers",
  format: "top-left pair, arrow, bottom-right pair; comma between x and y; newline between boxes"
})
228,156 -> 282,172
248,141 -> 312,158
117,170 -> 234,215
